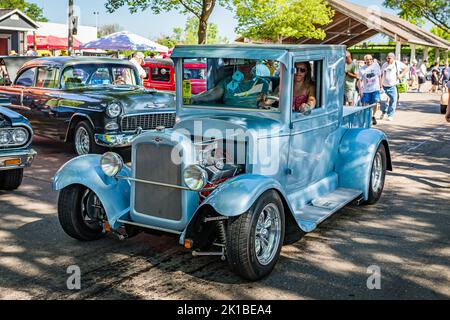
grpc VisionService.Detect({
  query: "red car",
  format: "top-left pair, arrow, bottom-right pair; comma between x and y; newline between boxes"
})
142,58 -> 206,94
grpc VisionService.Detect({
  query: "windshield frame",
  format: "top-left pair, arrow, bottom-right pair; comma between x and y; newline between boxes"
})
59,62 -> 141,89
180,57 -> 283,114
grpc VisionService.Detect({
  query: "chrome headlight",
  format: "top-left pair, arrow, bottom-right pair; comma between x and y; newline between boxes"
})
12,128 -> 29,145
0,130 -> 11,144
106,102 -> 122,118
100,152 -> 123,177
183,164 -> 208,191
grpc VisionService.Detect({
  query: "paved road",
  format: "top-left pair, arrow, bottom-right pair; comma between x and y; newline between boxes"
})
1,92 -> 449,300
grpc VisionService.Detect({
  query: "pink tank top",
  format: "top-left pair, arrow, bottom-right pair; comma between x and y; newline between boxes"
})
293,95 -> 308,112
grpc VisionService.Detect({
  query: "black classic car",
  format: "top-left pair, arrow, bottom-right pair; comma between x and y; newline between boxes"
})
0,95 -> 36,190
0,57 -> 176,155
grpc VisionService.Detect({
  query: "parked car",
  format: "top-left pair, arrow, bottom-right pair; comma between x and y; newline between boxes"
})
0,57 -> 175,156
0,95 -> 36,190
142,58 -> 206,94
53,45 -> 392,280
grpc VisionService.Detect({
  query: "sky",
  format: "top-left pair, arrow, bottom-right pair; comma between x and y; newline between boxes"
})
27,0 -> 431,42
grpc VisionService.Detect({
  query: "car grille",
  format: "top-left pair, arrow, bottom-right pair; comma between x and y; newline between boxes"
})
134,142 -> 182,221
121,113 -> 175,132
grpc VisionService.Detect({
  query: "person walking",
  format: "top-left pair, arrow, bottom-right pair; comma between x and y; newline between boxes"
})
442,62 -> 449,93
130,52 -> 147,81
380,52 -> 408,121
358,54 -> 382,125
344,51 -> 358,106
409,59 -> 418,90
429,62 -> 440,93
417,60 -> 427,92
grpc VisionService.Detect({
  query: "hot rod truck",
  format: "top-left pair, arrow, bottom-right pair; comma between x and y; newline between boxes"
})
53,45 -> 392,280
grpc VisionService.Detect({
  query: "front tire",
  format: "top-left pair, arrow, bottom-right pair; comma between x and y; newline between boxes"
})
364,143 -> 387,205
0,169 -> 24,190
226,190 -> 285,281
441,104 -> 447,114
58,185 -> 106,241
73,121 -> 107,156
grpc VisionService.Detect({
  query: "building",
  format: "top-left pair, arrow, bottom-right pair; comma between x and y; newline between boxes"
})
0,9 -> 38,55
31,22 -> 97,45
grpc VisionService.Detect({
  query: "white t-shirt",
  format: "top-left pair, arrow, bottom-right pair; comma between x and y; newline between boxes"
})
417,64 -> 427,77
358,63 -> 381,93
381,60 -> 407,87
130,58 -> 147,79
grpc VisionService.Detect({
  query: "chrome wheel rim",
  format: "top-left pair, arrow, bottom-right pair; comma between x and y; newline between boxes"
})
255,203 -> 281,266
81,189 -> 104,230
75,127 -> 90,155
371,152 -> 383,192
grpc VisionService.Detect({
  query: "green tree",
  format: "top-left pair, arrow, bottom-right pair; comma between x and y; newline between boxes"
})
430,26 -> 450,41
383,0 -> 449,32
156,16 -> 228,46
234,0 -> 334,43
105,0 -> 231,44
0,0 -> 47,22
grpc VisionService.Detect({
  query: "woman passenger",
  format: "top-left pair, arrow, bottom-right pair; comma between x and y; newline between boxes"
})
292,62 -> 316,112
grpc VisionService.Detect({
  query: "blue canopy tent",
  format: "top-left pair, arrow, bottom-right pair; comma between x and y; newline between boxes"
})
81,31 -> 169,53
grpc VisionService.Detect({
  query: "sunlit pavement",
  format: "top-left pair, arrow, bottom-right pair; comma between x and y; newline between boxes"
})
0,91 -> 449,299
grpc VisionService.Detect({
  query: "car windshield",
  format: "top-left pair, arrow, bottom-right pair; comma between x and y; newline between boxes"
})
61,63 -> 138,89
182,58 -> 281,112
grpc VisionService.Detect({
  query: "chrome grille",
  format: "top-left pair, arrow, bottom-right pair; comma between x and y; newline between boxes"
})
121,113 -> 175,132
134,142 -> 182,220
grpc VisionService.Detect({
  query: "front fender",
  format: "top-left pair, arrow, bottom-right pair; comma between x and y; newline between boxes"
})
200,174 -> 288,217
52,155 -> 131,229
336,128 -> 392,200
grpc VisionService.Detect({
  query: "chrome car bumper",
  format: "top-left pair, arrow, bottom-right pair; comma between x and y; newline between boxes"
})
0,149 -> 37,171
94,132 -> 140,148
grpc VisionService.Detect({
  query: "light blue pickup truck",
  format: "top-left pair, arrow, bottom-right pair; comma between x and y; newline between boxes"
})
53,45 -> 392,280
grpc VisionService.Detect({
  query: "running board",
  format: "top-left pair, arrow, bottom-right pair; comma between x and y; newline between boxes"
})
294,188 -> 362,232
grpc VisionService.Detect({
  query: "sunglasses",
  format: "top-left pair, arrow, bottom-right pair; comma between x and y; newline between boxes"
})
296,67 -> 307,73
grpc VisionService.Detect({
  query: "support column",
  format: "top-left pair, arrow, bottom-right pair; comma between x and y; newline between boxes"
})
395,41 -> 401,60
410,44 -> 416,62
435,48 -> 440,64
423,46 -> 429,62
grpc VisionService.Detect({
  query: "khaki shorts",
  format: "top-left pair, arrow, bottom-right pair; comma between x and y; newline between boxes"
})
344,90 -> 355,104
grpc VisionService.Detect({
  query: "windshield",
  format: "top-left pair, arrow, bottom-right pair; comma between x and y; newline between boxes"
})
61,63 -> 138,89
182,58 -> 281,111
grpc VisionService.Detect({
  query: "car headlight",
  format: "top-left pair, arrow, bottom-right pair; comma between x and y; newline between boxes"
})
106,102 -> 122,118
12,128 -> 29,144
183,164 -> 208,191
0,130 -> 11,144
100,152 -> 123,177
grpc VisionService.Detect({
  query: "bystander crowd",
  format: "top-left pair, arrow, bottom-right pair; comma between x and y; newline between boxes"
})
344,51 -> 358,106
358,54 -> 382,125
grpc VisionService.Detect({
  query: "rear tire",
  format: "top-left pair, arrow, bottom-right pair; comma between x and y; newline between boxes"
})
226,190 -> 285,281
0,169 -> 23,190
58,185 -> 106,241
364,143 -> 387,205
441,104 -> 447,114
73,121 -> 107,156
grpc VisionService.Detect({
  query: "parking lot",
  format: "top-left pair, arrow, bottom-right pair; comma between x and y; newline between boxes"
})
0,91 -> 449,300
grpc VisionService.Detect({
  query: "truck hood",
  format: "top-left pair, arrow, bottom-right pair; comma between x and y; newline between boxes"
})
70,86 -> 176,113
0,105 -> 28,127
174,114 -> 284,139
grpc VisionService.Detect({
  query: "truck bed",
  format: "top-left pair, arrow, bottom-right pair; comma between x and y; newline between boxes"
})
342,105 -> 373,129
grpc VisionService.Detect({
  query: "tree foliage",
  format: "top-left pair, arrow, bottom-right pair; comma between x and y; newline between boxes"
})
234,0 -> 334,43
383,0 -> 449,32
0,0 -> 47,22
156,16 -> 228,47
430,26 -> 450,41
105,0 -> 231,44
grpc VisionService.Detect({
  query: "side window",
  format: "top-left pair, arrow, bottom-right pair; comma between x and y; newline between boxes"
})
292,60 -> 322,114
152,67 -> 171,82
15,68 -> 36,87
36,67 -> 59,88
